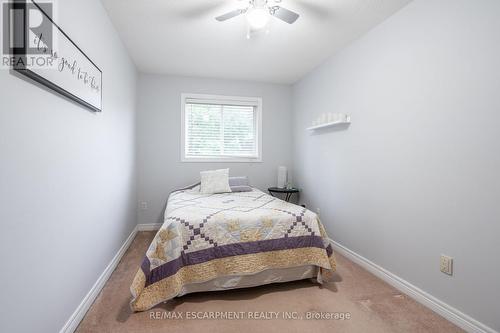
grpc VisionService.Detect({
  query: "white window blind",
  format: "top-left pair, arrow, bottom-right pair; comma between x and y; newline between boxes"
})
182,95 -> 261,162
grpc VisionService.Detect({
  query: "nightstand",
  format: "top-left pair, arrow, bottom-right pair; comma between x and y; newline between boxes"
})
268,187 -> 300,202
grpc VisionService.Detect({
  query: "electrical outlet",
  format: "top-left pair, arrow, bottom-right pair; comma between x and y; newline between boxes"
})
139,201 -> 148,210
316,208 -> 321,217
440,254 -> 453,275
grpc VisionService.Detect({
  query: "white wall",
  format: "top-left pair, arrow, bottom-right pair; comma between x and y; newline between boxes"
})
137,74 -> 292,224
292,0 -> 500,330
0,0 -> 137,332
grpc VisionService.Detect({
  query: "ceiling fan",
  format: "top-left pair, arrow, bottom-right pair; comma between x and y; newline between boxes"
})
216,0 -> 300,30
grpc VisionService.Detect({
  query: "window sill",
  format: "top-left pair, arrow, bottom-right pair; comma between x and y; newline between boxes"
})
181,157 -> 262,163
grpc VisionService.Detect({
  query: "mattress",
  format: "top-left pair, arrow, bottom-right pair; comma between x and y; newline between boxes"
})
130,186 -> 336,311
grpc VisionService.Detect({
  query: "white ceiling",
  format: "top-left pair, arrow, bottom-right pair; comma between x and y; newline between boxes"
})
100,0 -> 412,84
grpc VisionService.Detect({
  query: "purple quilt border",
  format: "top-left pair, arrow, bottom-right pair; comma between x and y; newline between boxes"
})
142,235 -> 331,287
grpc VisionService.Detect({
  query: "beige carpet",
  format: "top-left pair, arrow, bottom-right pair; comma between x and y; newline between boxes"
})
76,232 -> 463,333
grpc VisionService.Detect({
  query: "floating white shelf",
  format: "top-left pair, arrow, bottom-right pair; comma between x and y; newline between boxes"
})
306,116 -> 351,131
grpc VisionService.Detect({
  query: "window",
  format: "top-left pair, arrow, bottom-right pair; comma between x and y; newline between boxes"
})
181,94 -> 262,162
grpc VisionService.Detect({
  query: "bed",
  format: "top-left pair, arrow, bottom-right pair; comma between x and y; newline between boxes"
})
130,184 -> 337,311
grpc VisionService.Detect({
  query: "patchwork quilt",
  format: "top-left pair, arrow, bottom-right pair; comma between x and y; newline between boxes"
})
130,186 -> 337,311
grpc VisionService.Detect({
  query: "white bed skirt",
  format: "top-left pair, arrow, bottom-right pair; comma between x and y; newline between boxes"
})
177,265 -> 319,297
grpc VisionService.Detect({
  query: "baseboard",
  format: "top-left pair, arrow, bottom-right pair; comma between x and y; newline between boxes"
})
137,223 -> 162,231
330,239 -> 497,333
59,225 -> 139,333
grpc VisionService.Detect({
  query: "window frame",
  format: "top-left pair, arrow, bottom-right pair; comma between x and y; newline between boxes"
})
181,93 -> 263,163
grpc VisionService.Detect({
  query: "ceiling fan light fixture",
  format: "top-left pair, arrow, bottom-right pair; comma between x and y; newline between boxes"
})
247,7 -> 270,30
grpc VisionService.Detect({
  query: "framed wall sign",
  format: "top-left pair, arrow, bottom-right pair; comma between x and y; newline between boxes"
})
10,0 -> 102,112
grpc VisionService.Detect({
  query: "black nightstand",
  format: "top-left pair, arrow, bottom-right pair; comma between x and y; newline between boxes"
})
268,187 -> 300,202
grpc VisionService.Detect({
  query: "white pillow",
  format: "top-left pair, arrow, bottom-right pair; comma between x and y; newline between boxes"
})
200,169 -> 231,194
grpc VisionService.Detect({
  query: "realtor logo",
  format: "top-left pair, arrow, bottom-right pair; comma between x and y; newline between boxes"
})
2,0 -> 55,69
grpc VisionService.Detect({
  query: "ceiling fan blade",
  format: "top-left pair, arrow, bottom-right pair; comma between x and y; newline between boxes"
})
272,6 -> 300,24
215,9 -> 245,21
